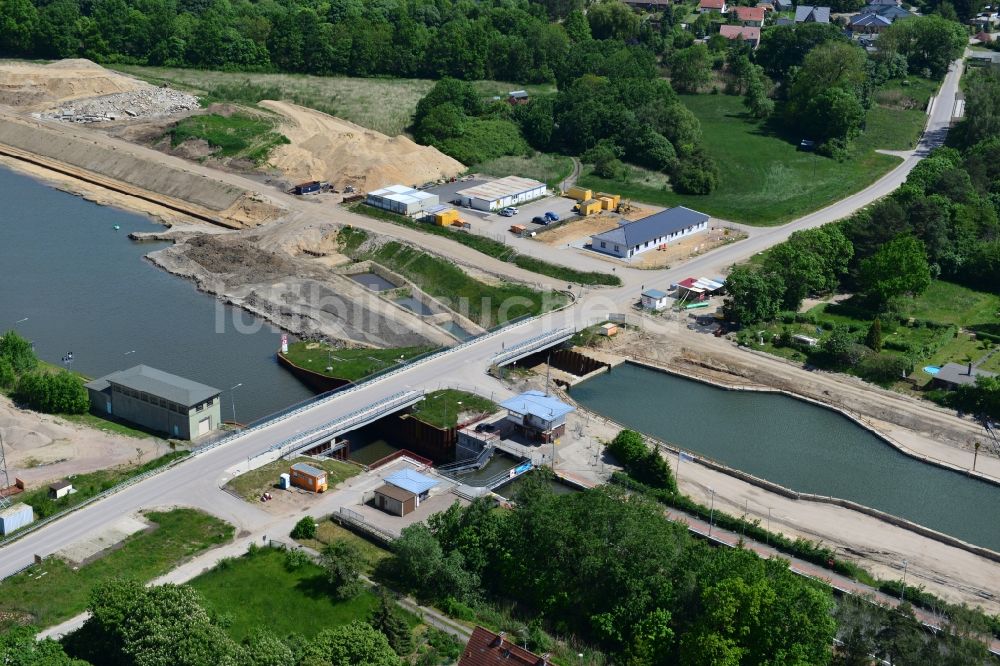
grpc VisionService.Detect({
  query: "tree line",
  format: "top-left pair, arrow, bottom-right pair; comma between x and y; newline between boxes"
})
0,330 -> 89,414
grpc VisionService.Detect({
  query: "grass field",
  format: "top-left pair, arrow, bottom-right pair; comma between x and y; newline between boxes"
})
296,520 -> 392,575
358,240 -> 567,326
0,509 -> 232,628
895,281 -> 1000,328
15,451 -> 188,520
282,341 -> 437,381
169,113 -> 289,163
475,153 -> 574,189
189,547 -> 377,641
410,389 -> 497,428
226,457 -> 359,501
112,66 -> 553,137
579,93 -> 919,225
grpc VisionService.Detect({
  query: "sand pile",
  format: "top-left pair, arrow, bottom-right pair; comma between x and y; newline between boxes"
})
260,100 -> 464,192
0,59 -> 147,110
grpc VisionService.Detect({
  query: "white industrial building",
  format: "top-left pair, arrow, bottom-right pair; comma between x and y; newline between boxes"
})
366,184 -> 440,217
454,176 -> 546,212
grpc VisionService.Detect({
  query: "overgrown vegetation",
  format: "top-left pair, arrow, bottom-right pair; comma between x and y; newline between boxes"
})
1,330 -> 88,415
348,204 -> 621,286
282,341 -> 437,381
169,113 -> 289,164
409,389 -> 497,429
0,508 -> 232,628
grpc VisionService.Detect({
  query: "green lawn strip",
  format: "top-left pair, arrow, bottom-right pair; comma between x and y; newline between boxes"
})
361,241 -> 566,326
895,280 -> 1000,328
58,412 -> 159,439
409,389 -> 497,429
978,352 -> 1000,374
15,451 -> 189,520
226,457 -> 359,502
475,153 -> 575,189
348,204 -> 620,287
282,341 -> 437,381
0,508 -> 232,628
169,113 -> 289,163
876,75 -> 940,109
579,93 -> 903,226
297,520 -> 392,575
864,105 -> 927,151
189,547 -> 377,641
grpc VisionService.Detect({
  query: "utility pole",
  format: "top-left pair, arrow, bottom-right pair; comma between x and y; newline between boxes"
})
229,383 -> 243,424
973,441 -> 980,471
708,488 -> 716,536
900,559 -> 908,601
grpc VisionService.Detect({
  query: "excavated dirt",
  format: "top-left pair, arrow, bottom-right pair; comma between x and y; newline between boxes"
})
0,59 -> 146,110
184,234 -> 298,285
260,100 -> 464,191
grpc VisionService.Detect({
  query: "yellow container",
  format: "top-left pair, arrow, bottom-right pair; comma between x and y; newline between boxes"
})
596,192 -> 620,209
565,186 -> 592,201
434,209 -> 459,226
578,199 -> 602,216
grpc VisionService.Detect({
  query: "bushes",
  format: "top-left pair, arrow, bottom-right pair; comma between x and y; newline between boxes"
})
0,330 -> 37,375
605,430 -> 678,493
291,516 -> 317,540
856,352 -> 912,384
14,371 -> 88,414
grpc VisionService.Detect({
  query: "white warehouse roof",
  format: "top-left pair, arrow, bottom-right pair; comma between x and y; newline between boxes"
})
456,176 -> 545,203
368,184 -> 437,206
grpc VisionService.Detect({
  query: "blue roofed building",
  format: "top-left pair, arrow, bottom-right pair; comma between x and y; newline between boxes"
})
384,469 -> 439,498
641,289 -> 670,311
373,468 -> 440,516
500,390 -> 575,443
590,206 -> 710,259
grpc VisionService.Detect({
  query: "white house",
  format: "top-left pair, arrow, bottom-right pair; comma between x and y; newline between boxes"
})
641,289 -> 670,311
591,206 -> 710,259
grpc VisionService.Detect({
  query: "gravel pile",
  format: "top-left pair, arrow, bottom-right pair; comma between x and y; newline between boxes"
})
40,86 -> 199,123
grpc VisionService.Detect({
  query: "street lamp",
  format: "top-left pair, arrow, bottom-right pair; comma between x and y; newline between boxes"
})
708,488 -> 716,536
229,383 -> 243,423
767,507 -> 772,545
900,559 -> 908,601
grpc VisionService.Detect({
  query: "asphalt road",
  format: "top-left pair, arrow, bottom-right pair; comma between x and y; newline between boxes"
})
0,57 -> 965,580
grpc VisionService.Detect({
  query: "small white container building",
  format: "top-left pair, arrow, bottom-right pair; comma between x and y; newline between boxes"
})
454,176 -> 546,212
0,503 -> 34,535
641,289 -> 670,311
366,185 -> 440,217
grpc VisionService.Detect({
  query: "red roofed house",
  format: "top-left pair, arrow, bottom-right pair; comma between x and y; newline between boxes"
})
732,5 -> 766,24
458,627 -> 551,666
719,24 -> 761,47
699,0 -> 728,13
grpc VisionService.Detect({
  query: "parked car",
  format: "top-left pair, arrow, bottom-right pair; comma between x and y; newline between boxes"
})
499,208 -> 515,217
544,211 -> 560,222
501,206 -> 519,216
532,215 -> 548,225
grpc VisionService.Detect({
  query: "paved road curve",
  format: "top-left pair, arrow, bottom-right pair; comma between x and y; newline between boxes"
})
0,58 -> 964,584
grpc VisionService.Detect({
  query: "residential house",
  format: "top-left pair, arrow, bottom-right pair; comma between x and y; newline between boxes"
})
507,90 -> 529,105
699,0 -> 728,13
732,5 -> 766,25
720,24 -> 762,46
931,363 -> 997,390
867,0 -> 900,6
850,12 -> 893,33
641,289 -> 670,311
795,5 -> 831,22
458,627 -> 551,666
590,206 -> 710,259
859,4 -> 912,19
500,390 -> 574,443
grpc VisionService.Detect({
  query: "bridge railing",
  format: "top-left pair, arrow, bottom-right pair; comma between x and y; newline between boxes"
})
491,327 -> 574,366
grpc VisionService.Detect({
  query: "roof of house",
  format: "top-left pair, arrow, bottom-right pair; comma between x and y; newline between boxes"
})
384,469 -> 439,495
591,206 -> 710,249
700,0 -> 726,8
374,483 -> 416,503
84,365 -> 220,407
49,481 -> 72,491
290,462 -> 326,478
458,626 -> 549,666
719,25 -> 762,41
733,5 -> 766,21
861,4 -> 912,18
868,0 -> 899,4
851,12 -> 892,25
677,276 -> 726,293
508,90 -> 529,99
456,176 -> 545,202
935,363 -> 997,387
501,390 -> 575,422
795,5 -> 831,22
625,0 -> 672,6
642,289 -> 668,299
773,0 -> 792,7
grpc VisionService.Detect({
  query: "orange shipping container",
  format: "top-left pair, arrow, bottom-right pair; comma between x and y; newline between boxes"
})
290,462 -> 328,493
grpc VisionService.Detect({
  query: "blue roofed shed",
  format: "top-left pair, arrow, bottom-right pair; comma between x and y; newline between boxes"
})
385,469 -> 439,499
641,289 -> 670,311
500,390 -> 575,443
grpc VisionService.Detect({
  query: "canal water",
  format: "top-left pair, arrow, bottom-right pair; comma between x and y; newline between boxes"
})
571,362 -> 1000,552
0,167 -> 314,422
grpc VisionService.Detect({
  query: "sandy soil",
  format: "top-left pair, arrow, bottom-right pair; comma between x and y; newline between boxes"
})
0,396 -> 171,488
0,60 -> 145,111
629,227 -> 746,269
537,214 -> 619,246
260,100 -> 464,191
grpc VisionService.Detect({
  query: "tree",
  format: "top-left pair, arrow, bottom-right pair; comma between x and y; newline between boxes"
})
673,148 -> 720,194
879,16 -> 967,79
763,225 -> 853,309
723,265 -> 785,325
303,621 -> 400,666
865,318 -> 883,352
0,330 -> 37,375
241,629 -> 295,666
607,429 -> 647,464
0,358 -> 14,389
587,1 -> 640,41
0,625 -> 88,665
757,22 -> 847,83
806,87 -> 866,144
320,540 -> 365,600
743,65 -> 774,120
291,516 -> 317,540
14,371 -> 89,414
669,44 -> 712,93
860,235 -> 932,306
957,69 -> 1000,148
0,0 -> 39,53
368,590 -> 414,656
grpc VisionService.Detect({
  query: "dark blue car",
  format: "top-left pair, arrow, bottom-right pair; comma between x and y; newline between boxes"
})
544,211 -> 560,222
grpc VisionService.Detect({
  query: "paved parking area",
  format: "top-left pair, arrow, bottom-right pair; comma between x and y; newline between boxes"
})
424,178 -> 486,204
